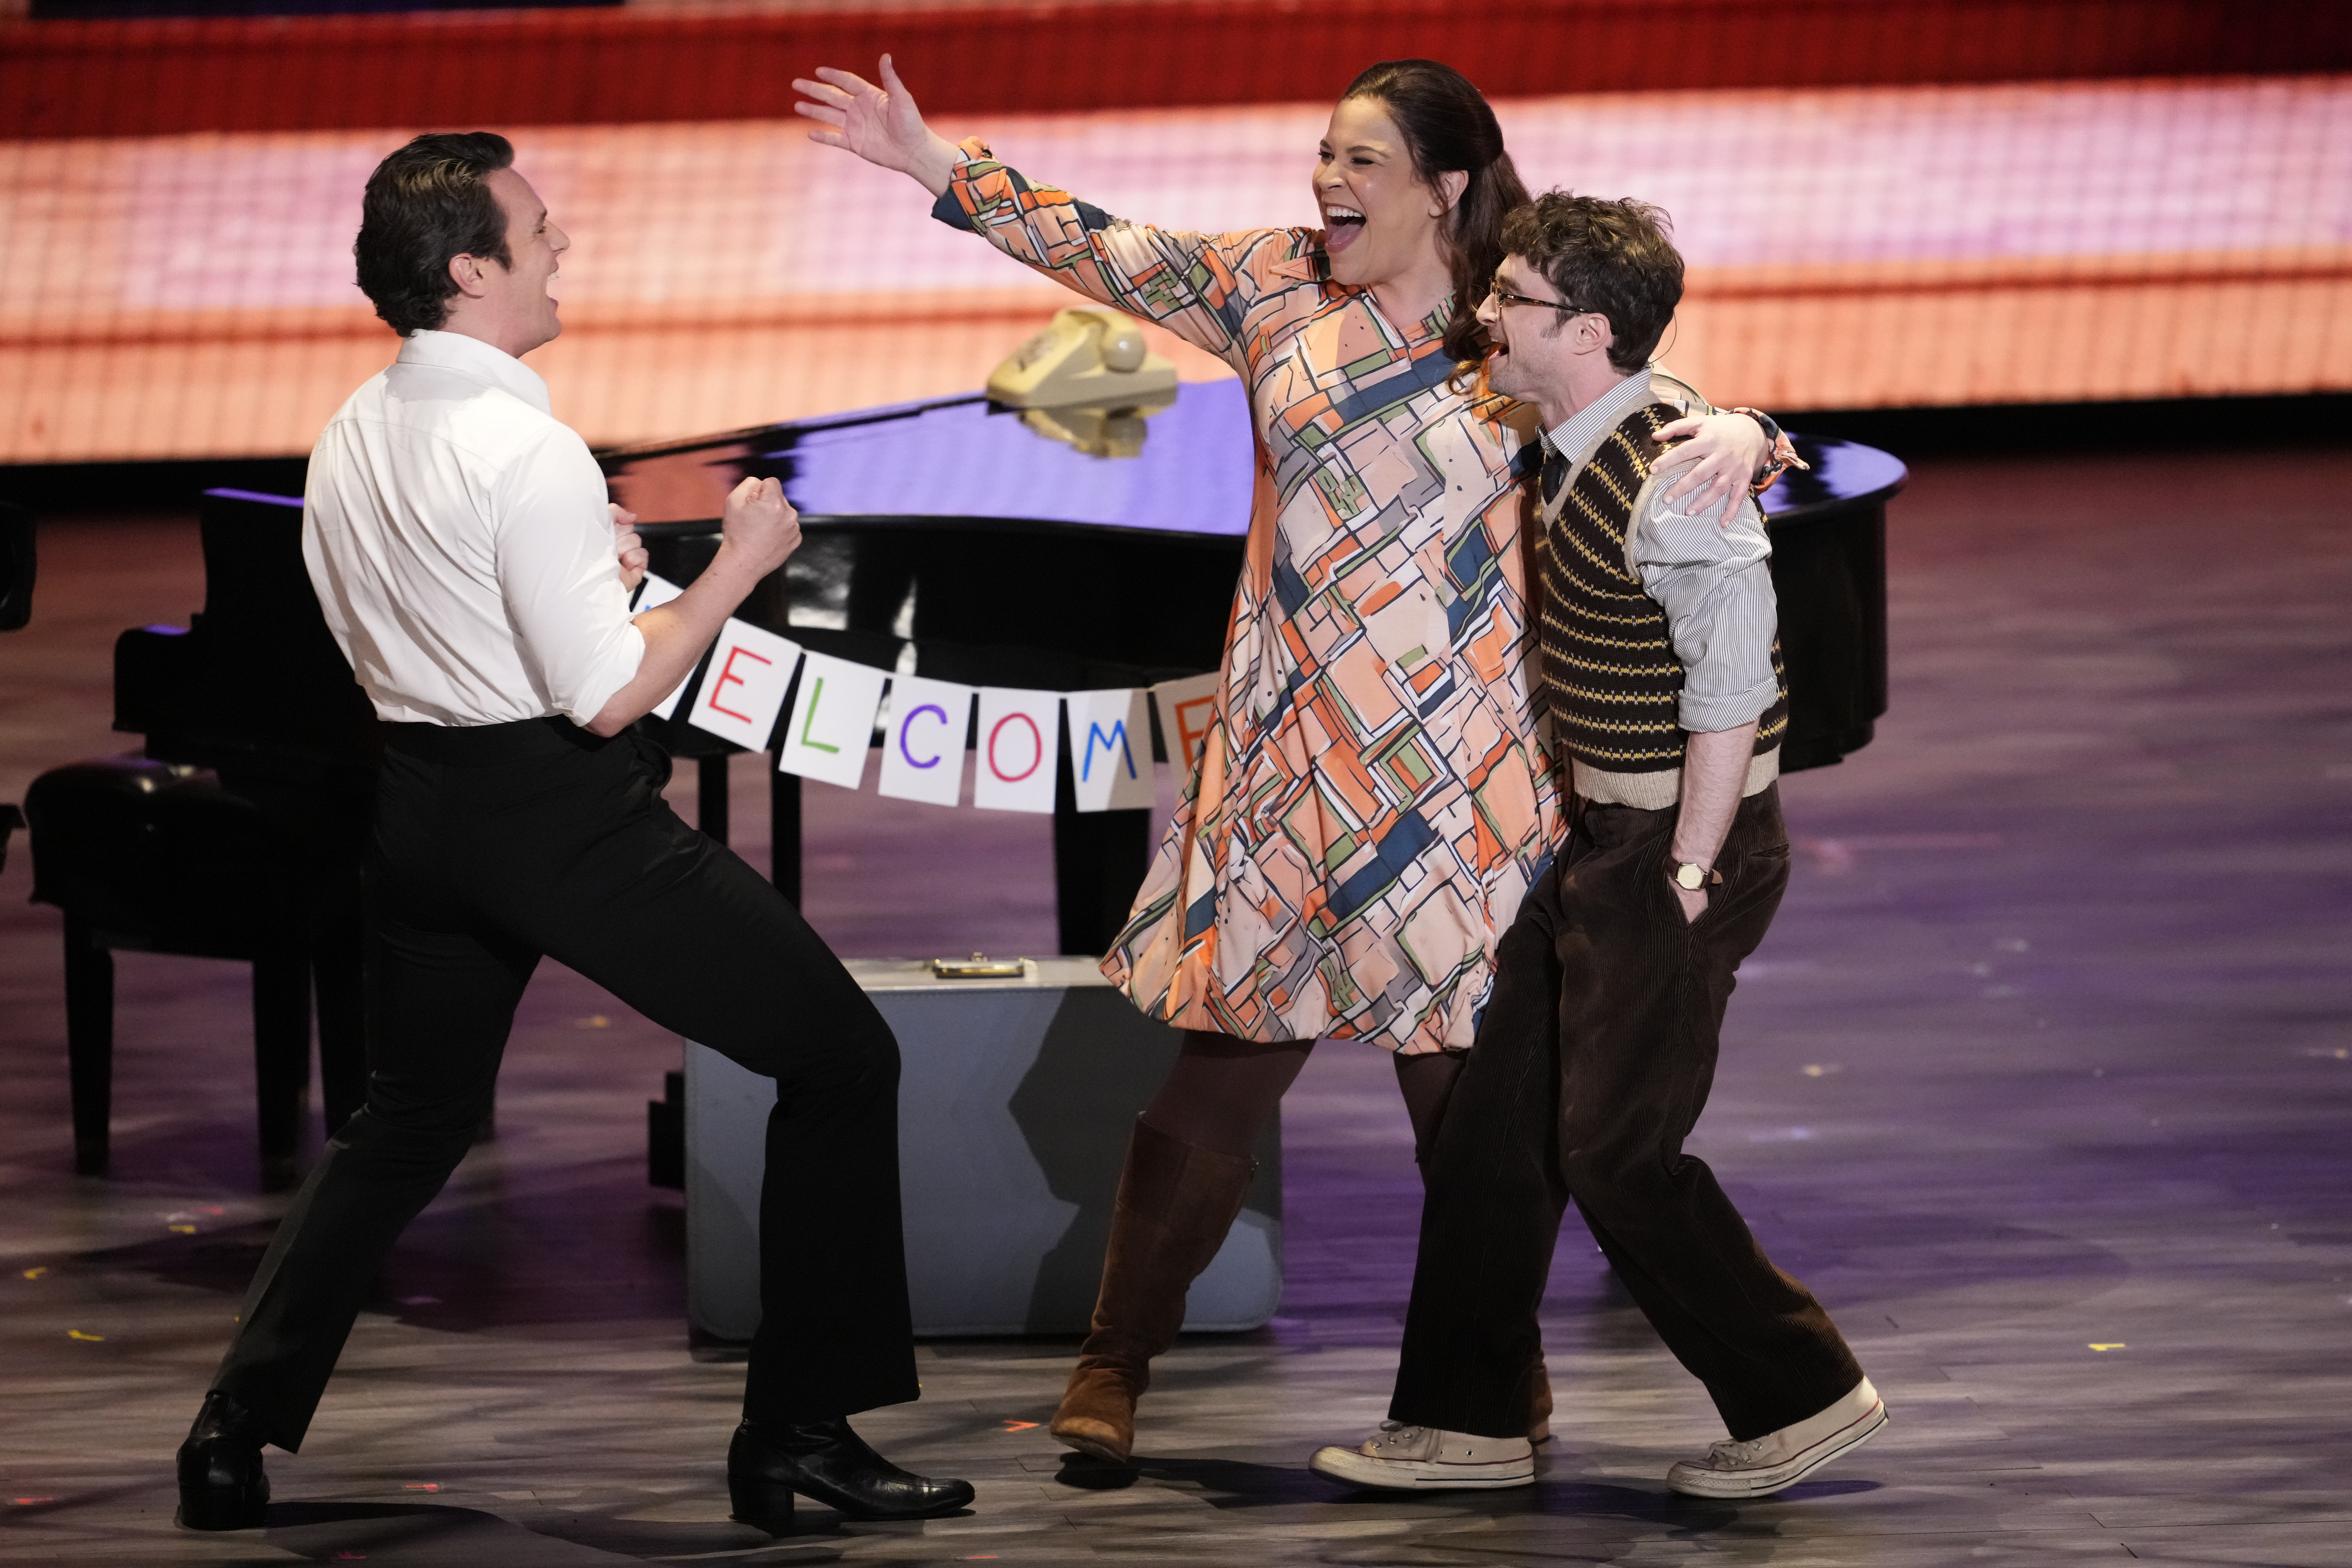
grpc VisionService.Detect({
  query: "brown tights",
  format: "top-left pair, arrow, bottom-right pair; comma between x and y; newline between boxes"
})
1138,1029 -> 1467,1169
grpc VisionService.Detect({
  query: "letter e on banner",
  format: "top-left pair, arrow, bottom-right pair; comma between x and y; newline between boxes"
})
876,674 -> 974,807
777,651 -> 888,789
685,618 -> 801,749
1065,689 -> 1153,812
973,688 -> 1060,813
1150,672 -> 1222,775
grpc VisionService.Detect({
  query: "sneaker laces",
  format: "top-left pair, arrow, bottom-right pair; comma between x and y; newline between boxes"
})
1366,1421 -> 1424,1454
1704,1435 -> 1768,1468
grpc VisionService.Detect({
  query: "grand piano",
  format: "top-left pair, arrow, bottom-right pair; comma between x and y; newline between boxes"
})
598,377 -> 1906,952
110,380 -> 1903,963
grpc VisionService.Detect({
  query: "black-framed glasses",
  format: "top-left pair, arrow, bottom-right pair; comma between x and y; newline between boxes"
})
1489,276 -> 1584,315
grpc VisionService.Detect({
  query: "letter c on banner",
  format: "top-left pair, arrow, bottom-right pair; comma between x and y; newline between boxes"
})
987,712 -> 1043,782
899,703 -> 949,769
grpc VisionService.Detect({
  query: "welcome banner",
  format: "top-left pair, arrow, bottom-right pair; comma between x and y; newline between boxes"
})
639,574 -> 1217,814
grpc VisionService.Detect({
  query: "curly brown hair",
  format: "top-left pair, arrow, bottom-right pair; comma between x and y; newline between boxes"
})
1499,193 -> 1685,373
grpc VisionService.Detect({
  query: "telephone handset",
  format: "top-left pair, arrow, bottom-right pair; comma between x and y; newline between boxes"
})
987,307 -> 1179,409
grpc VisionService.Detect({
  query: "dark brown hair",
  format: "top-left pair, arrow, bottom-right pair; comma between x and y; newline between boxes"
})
354,132 -> 516,336
1340,59 -> 1529,366
1500,192 -> 1684,373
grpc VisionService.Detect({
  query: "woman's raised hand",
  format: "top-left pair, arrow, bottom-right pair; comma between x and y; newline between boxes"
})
792,54 -> 963,196
1652,412 -> 1775,519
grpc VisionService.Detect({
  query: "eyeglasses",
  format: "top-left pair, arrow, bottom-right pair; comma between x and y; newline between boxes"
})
1488,277 -> 1586,315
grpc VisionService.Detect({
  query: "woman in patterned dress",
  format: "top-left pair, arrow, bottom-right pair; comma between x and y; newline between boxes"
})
794,56 -> 1773,1463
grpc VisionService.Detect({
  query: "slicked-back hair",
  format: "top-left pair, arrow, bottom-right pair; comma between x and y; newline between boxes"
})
1341,59 -> 1529,368
355,132 -> 516,336
1500,193 -> 1684,373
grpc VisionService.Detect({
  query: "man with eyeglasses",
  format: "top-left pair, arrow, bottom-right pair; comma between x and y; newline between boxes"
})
1310,192 -> 1883,1498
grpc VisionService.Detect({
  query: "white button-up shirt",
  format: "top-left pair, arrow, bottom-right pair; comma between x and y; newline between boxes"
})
303,329 -> 644,728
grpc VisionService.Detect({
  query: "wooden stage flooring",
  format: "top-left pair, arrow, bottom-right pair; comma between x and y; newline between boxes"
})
1,444 -> 2349,1563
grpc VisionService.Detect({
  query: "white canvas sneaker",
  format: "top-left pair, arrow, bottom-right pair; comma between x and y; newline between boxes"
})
1665,1377 -> 1887,1499
1309,1422 -> 1536,1490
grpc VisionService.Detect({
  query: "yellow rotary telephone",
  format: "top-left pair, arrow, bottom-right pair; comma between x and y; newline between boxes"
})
988,308 -> 1179,458
987,308 -> 1178,408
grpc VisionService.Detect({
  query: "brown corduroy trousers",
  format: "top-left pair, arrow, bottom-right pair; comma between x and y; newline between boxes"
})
1387,782 -> 1864,1442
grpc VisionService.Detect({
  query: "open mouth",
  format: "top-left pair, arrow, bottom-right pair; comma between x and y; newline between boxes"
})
1323,203 -> 1366,252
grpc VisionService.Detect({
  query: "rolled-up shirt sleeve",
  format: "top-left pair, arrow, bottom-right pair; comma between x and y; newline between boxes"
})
492,427 -> 646,726
1631,489 -> 1781,734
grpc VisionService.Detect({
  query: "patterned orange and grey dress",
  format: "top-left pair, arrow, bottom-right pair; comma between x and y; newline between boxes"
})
946,147 -> 1564,1055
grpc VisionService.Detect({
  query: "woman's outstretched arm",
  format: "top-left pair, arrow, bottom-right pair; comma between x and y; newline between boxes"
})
796,55 -> 1291,369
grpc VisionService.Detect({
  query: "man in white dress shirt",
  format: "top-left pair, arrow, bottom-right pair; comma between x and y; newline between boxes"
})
177,132 -> 970,1534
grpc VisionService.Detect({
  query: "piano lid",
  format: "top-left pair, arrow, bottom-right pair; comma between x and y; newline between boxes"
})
602,380 -> 1257,537
1759,436 -> 1908,525
600,376 -> 1905,539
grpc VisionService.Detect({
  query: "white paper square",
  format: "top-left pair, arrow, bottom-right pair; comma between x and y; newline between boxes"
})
1065,689 -> 1154,812
973,687 -> 1061,813
777,650 -> 888,789
633,572 -> 685,612
1151,672 -> 1223,773
685,618 -> 802,750
633,573 -> 696,719
651,666 -> 694,721
876,675 -> 974,807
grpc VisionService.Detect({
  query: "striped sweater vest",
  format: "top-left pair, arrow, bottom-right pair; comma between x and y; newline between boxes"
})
1536,402 -> 1789,779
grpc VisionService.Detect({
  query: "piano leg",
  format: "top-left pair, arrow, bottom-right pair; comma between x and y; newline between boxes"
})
769,762 -> 801,905
62,915 -> 113,1177
1052,807 -> 1153,958
251,945 -> 313,1190
1049,724 -> 1153,956
698,753 -> 731,847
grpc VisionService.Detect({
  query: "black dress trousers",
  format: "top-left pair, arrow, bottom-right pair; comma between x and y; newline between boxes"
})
214,717 -> 919,1451
1388,783 -> 1863,1443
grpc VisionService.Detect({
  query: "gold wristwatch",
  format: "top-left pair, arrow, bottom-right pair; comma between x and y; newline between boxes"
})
1671,860 -> 1722,892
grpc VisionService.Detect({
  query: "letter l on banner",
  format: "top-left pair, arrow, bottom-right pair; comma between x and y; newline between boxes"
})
777,650 -> 889,789
1065,689 -> 1154,812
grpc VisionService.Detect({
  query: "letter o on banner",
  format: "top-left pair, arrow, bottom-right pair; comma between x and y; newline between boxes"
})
973,687 -> 1060,812
989,712 -> 1043,781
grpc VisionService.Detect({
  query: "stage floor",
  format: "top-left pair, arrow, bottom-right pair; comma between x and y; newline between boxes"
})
1,444 -> 2349,1564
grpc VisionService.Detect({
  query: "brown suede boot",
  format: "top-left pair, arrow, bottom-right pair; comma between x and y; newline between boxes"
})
1526,1356 -> 1554,1443
1050,1118 -> 1256,1463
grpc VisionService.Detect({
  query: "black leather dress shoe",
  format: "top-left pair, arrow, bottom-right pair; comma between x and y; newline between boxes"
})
727,1418 -> 974,1531
176,1390 -> 270,1531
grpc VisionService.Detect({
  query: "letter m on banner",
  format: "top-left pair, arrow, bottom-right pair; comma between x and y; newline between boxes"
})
1065,689 -> 1153,812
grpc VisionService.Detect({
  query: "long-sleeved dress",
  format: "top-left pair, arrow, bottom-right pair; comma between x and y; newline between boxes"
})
943,144 -> 1564,1055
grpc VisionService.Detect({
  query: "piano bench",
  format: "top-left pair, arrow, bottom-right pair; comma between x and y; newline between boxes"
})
23,754 -> 366,1188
